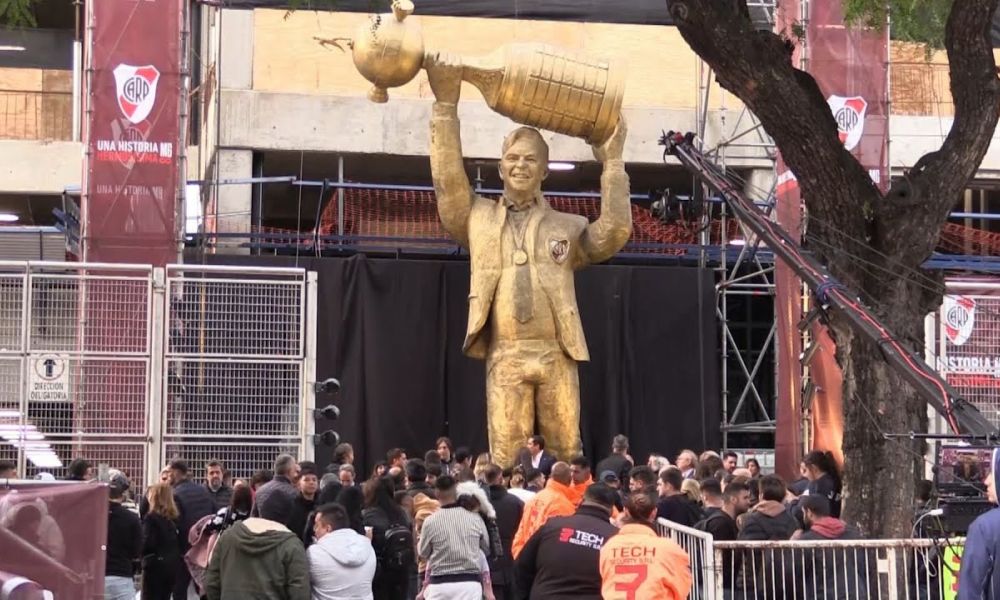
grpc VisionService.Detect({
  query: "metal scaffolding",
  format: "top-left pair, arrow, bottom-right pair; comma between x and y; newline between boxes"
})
696,0 -> 782,450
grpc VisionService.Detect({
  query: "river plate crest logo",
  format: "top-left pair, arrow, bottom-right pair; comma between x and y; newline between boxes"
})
943,295 -> 976,346
114,64 -> 160,124
827,95 -> 867,151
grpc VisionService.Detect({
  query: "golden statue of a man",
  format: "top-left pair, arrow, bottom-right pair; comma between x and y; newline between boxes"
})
425,54 -> 632,467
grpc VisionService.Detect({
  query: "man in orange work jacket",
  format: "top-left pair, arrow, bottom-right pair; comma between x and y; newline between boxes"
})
599,489 -> 692,600
568,455 -> 593,506
512,462 -> 577,558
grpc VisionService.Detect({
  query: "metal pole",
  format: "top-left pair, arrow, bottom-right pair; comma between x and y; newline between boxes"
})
146,267 -> 166,485
176,0 -> 191,263
303,271 -> 318,461
72,0 -> 83,142
337,155 -> 345,239
16,265 -> 30,478
253,153 -> 264,256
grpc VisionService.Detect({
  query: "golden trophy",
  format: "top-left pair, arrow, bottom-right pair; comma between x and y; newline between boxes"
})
330,0 -> 625,144
324,0 -> 632,467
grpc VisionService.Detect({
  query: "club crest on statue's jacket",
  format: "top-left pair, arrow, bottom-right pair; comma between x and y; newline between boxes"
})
549,238 -> 570,264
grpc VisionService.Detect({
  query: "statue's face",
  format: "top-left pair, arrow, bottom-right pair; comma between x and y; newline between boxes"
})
500,137 -> 548,197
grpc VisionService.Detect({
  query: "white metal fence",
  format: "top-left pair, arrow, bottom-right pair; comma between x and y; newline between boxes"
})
656,518 -> 717,600
658,518 -> 963,600
932,289 -> 1000,431
0,261 -> 317,494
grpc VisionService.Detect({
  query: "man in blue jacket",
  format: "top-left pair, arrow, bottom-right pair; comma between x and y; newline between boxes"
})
959,448 -> 1000,600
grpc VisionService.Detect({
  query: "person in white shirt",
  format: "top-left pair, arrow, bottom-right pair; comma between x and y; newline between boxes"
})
308,502 -> 377,600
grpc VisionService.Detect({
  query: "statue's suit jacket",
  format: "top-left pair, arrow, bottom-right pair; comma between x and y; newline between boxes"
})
429,104 -> 632,362
463,194 -> 592,360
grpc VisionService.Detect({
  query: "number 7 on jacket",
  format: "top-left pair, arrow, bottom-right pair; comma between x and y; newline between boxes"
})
613,564 -> 649,599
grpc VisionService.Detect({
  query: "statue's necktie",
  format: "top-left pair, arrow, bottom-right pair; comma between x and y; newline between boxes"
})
508,209 -> 533,323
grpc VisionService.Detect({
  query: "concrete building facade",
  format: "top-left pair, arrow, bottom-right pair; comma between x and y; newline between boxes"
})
2,7 -> 1000,239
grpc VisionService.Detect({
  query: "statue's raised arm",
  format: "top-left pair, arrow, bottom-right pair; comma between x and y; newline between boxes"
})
426,52 -> 474,249
580,117 -> 632,265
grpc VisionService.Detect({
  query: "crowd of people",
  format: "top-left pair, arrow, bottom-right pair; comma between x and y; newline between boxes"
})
0,434 -> 859,600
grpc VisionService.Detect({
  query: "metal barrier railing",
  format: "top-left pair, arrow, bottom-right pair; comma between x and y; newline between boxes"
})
714,538 -> 961,600
658,518 -> 963,600
0,89 -> 73,141
656,518 -> 717,600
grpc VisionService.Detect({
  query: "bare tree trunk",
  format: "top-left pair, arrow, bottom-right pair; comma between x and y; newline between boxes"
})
666,0 -> 1000,536
834,316 -> 927,536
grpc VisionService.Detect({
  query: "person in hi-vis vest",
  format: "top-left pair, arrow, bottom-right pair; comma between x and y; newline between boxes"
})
425,52 -> 633,467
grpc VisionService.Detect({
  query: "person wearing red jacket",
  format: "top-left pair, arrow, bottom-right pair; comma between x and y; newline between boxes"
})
599,490 -> 692,600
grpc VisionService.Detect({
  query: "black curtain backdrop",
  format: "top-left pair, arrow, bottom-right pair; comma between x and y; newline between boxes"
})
208,255 -> 719,477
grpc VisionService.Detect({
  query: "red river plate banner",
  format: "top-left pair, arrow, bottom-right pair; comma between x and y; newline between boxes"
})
773,0 -> 889,477
83,0 -> 183,266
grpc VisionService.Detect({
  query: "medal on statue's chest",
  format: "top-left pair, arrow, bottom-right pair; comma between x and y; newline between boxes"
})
509,209 -> 531,266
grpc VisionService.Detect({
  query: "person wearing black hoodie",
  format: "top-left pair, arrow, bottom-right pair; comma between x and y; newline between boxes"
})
336,485 -> 366,535
655,468 -> 701,527
739,475 -> 798,541
169,459 -> 215,600
362,476 -> 412,600
142,482 -> 183,600
106,472 -> 142,600
792,450 -> 842,526
594,435 -> 632,487
483,464 -> 524,600
697,480 -> 749,593
514,483 -> 618,600
292,461 -> 320,541
404,459 -> 436,499
791,495 -> 868,600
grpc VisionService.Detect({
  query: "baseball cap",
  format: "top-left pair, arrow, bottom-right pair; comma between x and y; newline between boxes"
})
599,470 -> 618,484
108,470 -> 131,496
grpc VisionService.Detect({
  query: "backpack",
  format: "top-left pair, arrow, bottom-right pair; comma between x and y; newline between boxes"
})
380,522 -> 415,571
694,510 -> 728,535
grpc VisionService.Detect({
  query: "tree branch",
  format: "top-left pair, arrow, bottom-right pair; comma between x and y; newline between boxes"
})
665,0 -> 879,276
881,0 -> 1000,259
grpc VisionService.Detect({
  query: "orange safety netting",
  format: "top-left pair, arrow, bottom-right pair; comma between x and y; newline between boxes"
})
939,222 -> 1000,256
307,188 -> 737,253
251,190 -> 1000,258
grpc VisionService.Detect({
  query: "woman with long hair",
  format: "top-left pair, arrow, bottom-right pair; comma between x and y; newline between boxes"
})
681,478 -> 702,505
337,485 -> 366,535
209,483 -> 253,534
796,450 -> 843,521
141,483 -> 181,600
363,477 -> 412,600
473,452 -> 492,482
371,461 -> 388,481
